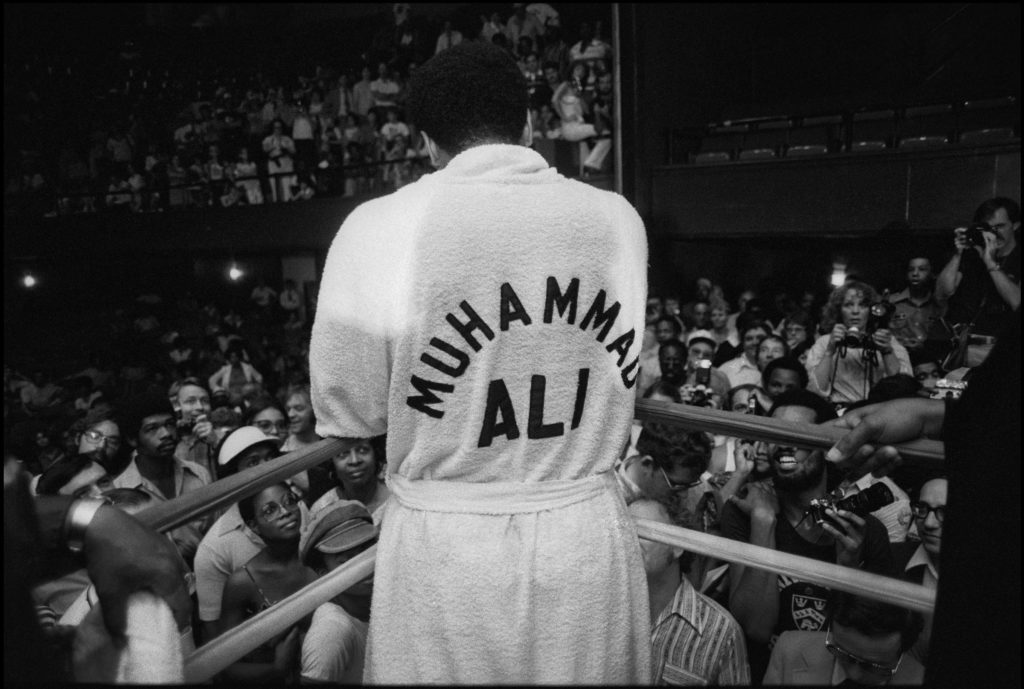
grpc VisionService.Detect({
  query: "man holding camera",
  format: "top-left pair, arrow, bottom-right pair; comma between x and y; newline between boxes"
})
936,197 -> 1021,367
720,389 -> 893,680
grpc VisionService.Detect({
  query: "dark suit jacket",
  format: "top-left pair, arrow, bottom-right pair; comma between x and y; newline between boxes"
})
763,630 -> 925,685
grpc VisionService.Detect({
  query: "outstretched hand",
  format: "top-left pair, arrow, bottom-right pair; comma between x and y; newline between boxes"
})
826,398 -> 945,480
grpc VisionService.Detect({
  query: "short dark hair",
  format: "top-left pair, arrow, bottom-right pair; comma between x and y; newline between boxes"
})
406,41 -> 528,154
974,196 -> 1020,224
635,422 -> 712,472
830,591 -> 923,653
124,391 -> 176,440
658,339 -> 686,358
867,373 -> 922,404
762,356 -> 809,390
768,388 -> 837,423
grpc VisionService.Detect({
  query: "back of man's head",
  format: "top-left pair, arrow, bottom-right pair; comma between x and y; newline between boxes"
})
407,41 -> 528,155
830,591 -> 923,653
768,388 -> 836,423
635,422 -> 712,473
762,356 -> 809,391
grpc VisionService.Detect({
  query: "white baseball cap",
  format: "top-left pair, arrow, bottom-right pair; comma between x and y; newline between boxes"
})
218,426 -> 279,466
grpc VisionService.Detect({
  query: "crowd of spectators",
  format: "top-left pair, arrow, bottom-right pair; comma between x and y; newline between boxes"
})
5,3 -> 615,218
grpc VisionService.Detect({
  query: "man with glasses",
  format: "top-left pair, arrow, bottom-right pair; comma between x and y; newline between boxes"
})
892,477 -> 946,665
764,591 -> 923,685
112,392 -> 212,567
616,421 -> 711,515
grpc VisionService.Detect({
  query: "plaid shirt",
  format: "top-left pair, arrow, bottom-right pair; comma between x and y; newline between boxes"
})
651,578 -> 750,685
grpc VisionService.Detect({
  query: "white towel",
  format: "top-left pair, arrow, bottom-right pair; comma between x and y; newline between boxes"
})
72,592 -> 186,684
311,143 -> 651,683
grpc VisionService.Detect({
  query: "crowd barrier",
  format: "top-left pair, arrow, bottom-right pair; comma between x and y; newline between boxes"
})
130,399 -> 943,681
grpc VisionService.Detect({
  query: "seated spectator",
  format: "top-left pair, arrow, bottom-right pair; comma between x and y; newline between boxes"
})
910,351 -> 944,395
762,356 -> 808,402
111,392 -> 213,567
74,411 -> 129,476
756,334 -> 790,374
718,320 -> 771,388
636,315 -> 684,398
720,389 -> 893,680
630,499 -> 750,685
194,426 -> 292,641
763,591 -> 924,685
243,396 -> 289,449
218,482 -> 315,683
709,298 -> 739,351
805,281 -> 912,409
262,119 -> 296,203
279,279 -> 303,322
208,342 -> 264,408
888,255 -> 943,353
310,436 -> 390,523
170,377 -> 217,479
551,61 -> 596,143
680,331 -> 731,409
781,310 -> 815,364
298,500 -> 379,683
369,63 -> 401,115
230,147 -> 263,205
893,477 -> 947,666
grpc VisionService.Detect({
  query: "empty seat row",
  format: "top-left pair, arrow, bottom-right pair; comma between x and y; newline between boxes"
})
687,96 -> 1019,164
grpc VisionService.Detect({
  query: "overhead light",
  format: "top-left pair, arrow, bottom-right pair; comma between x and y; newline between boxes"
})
228,264 -> 244,281
21,272 -> 38,288
830,260 -> 847,288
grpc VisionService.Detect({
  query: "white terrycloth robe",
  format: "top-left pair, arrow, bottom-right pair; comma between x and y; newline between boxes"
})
310,144 -> 651,684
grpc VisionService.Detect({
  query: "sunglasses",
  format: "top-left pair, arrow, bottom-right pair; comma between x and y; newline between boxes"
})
658,465 -> 703,491
825,627 -> 903,679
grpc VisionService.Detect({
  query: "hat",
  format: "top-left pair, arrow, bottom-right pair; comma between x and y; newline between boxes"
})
217,426 -> 279,466
687,330 -> 716,350
299,500 -> 377,566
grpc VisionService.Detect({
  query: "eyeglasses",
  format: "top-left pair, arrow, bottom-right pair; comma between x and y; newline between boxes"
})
255,419 -> 288,433
258,491 -> 300,520
825,627 -> 903,679
909,501 -> 945,523
82,429 -> 122,446
659,465 -> 703,491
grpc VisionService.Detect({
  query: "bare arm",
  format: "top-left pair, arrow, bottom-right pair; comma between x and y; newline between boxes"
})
726,484 -> 780,644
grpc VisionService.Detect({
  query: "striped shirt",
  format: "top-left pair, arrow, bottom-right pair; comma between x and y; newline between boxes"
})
651,578 -> 750,685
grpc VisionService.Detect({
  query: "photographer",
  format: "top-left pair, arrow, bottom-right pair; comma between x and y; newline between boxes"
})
805,280 -> 911,407
935,197 -> 1020,368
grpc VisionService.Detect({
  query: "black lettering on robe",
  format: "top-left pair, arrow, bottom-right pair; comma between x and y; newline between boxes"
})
499,282 -> 533,331
478,378 -> 520,447
421,338 -> 470,378
579,290 -> 621,342
621,355 -> 641,389
527,375 -> 564,439
571,368 -> 589,430
605,328 -> 636,367
543,276 -> 580,324
407,375 -> 455,418
446,300 -> 495,352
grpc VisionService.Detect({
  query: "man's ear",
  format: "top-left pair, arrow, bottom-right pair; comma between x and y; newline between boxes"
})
421,131 -> 442,167
521,110 -> 534,146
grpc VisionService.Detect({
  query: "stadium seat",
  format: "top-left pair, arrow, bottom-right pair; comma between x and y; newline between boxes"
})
848,109 -> 896,151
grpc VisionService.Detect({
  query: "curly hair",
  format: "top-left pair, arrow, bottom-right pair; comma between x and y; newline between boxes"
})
821,280 -> 880,332
635,422 -> 712,472
406,41 -> 528,155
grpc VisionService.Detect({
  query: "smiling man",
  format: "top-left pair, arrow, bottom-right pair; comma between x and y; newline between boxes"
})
720,389 -> 893,680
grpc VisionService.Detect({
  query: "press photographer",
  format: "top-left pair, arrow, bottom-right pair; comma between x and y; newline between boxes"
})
936,197 -> 1020,368
806,280 -> 912,408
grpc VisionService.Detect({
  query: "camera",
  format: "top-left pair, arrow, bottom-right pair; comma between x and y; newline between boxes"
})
807,482 -> 894,527
964,222 -> 994,248
841,298 -> 895,349
681,383 -> 714,408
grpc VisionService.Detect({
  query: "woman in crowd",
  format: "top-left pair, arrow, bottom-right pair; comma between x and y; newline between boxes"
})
552,60 -> 596,143
781,309 -> 815,363
310,436 -> 390,524
805,280 -> 912,408
218,481 -> 315,683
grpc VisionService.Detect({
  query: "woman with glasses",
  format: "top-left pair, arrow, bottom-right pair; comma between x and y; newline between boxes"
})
218,482 -> 316,683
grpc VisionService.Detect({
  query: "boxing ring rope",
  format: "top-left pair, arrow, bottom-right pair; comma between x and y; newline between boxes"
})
130,403 -> 943,681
